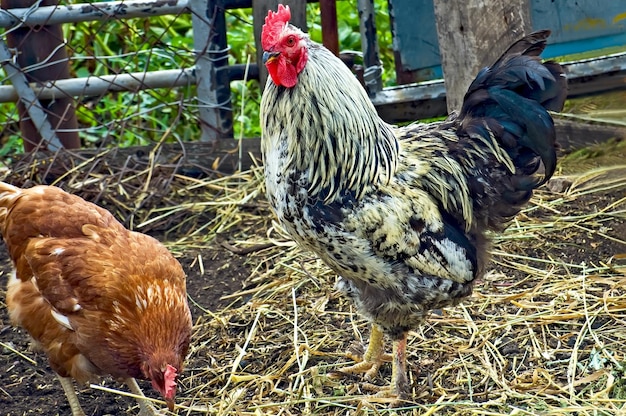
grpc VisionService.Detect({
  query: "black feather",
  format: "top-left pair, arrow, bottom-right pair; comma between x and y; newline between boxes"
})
453,30 -> 567,227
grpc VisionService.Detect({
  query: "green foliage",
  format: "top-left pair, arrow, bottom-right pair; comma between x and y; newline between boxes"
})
0,0 -> 393,158
232,80 -> 263,138
0,129 -> 23,167
225,8 -> 261,138
60,15 -> 198,147
0,108 -> 21,166
226,8 -> 257,65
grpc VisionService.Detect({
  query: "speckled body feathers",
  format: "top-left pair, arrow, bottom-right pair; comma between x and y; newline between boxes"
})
261,29 -> 566,340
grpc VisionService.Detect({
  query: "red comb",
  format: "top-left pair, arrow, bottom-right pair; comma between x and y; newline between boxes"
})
262,4 -> 291,50
164,364 -> 177,398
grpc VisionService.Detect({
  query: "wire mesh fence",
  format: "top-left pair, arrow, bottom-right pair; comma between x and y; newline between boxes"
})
0,0 -> 270,230
0,0 -> 263,165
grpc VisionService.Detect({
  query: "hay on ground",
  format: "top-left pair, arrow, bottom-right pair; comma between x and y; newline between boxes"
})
2,148 -> 626,415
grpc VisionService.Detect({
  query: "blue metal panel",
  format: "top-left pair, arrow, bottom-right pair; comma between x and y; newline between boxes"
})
389,0 -> 442,80
390,0 -> 626,81
542,33 -> 626,59
531,0 -> 626,57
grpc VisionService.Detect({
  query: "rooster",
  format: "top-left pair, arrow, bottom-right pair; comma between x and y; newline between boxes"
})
260,5 -> 567,399
0,182 -> 192,415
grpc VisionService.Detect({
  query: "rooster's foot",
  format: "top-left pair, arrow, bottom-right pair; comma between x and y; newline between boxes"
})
333,324 -> 389,381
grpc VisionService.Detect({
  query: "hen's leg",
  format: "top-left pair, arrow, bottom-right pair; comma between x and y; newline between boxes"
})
125,378 -> 161,416
338,324 -> 390,381
57,375 -> 86,416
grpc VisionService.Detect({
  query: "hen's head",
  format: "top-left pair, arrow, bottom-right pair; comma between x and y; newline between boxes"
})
261,4 -> 308,88
143,360 -> 182,411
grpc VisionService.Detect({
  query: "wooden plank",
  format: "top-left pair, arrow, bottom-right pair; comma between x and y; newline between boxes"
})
432,0 -> 531,113
358,0 -> 383,95
371,80 -> 447,123
1,0 -> 80,151
320,0 -> 339,56
554,118 -> 626,152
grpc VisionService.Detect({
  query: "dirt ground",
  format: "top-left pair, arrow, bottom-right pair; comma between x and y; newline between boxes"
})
1,143 -> 626,414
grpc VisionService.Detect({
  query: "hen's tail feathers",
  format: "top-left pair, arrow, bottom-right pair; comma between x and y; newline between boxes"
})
0,181 -> 21,226
459,30 -> 567,190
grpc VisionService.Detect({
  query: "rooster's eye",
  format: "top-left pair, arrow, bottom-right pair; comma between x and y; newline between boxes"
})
285,36 -> 296,47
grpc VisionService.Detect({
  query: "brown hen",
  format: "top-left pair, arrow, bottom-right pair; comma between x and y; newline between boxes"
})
0,182 -> 192,415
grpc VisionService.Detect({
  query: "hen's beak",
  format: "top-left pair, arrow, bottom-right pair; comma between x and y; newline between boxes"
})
262,51 -> 280,64
166,398 -> 175,412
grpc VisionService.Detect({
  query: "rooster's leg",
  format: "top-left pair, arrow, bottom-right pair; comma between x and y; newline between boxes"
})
339,329 -> 410,400
56,375 -> 86,416
339,323 -> 390,381
125,378 -> 161,416
390,333 -> 409,398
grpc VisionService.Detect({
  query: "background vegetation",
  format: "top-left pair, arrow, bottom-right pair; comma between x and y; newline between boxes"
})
0,0 -> 393,163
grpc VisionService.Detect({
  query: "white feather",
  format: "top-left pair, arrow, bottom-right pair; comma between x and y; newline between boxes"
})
51,309 -> 74,331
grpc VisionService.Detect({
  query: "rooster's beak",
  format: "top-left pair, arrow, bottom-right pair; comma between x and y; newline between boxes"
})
262,51 -> 280,64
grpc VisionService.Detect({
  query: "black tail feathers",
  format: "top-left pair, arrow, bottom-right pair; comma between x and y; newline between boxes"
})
459,30 -> 568,187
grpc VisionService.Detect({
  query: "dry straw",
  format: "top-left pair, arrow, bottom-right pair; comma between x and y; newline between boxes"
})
2,147 -> 625,415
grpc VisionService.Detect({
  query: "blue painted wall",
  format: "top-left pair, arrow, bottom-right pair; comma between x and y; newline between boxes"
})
390,0 -> 442,80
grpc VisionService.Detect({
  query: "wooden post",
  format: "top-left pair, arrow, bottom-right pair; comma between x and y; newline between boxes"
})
0,39 -> 63,151
253,0 -> 307,88
358,0 -> 383,96
190,0 -> 233,143
1,0 -> 79,151
320,0 -> 339,56
432,0 -> 531,113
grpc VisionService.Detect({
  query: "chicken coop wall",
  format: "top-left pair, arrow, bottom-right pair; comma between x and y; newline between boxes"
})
390,0 -> 626,83
0,0 -> 624,159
